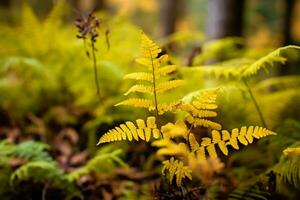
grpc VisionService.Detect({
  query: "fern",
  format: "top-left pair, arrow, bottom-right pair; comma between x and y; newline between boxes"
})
153,125 -> 275,159
273,142 -> 300,189
68,149 -> 128,181
162,157 -> 192,186
195,127 -> 276,159
10,161 -> 68,187
189,45 -> 300,80
254,75 -> 300,94
0,140 -> 54,164
179,88 -> 222,130
193,37 -> 244,65
20,1 -> 66,55
97,116 -> 160,144
229,186 -> 271,200
116,31 -> 184,115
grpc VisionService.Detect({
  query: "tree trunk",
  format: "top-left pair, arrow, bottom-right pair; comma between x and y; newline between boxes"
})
0,0 -> 10,7
206,0 -> 245,40
160,0 -> 182,38
94,0 -> 106,11
77,0 -> 106,12
282,0 -> 295,45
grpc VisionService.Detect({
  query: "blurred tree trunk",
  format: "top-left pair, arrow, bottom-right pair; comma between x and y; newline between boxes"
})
76,0 -> 106,12
280,0 -> 296,75
160,0 -> 183,38
206,0 -> 245,40
282,0 -> 295,45
0,0 -> 10,7
94,0 -> 106,11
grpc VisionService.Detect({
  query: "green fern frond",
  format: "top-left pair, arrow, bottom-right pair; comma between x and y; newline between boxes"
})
229,186 -> 271,200
189,45 -> 300,80
10,161 -> 69,188
254,75 -> 300,94
273,142 -> 300,188
0,140 -> 54,163
162,157 -> 192,186
20,1 -> 66,55
193,37 -> 244,65
68,149 -> 128,181
240,46 -> 291,78
97,116 -> 160,144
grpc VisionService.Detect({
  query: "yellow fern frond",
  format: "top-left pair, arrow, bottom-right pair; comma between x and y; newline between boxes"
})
189,133 -> 200,152
157,65 -> 177,76
141,31 -> 162,59
179,104 -> 217,118
117,31 -> 184,115
162,157 -> 192,186
283,147 -> 300,158
124,84 -> 153,95
161,120 -> 188,139
156,80 -> 185,93
186,114 -> 222,130
192,126 -> 276,159
124,72 -> 153,82
97,117 -> 160,144
152,139 -> 189,157
156,101 -> 181,115
179,89 -> 221,129
115,98 -> 153,109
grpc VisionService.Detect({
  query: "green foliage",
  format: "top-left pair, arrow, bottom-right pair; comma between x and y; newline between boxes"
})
0,140 -> 53,164
193,37 -> 244,65
273,142 -> 300,189
229,186 -> 271,200
68,149 -> 128,181
188,45 -> 300,80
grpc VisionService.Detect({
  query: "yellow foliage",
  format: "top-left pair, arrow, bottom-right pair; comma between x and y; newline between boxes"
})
116,31 -> 184,115
179,88 -> 222,130
162,157 -> 192,186
283,147 -> 300,158
97,116 -> 160,144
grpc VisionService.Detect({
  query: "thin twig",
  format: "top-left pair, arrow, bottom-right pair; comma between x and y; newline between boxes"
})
42,181 -> 51,200
243,78 -> 267,127
91,41 -> 100,99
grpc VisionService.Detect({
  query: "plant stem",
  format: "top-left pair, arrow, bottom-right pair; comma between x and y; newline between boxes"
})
91,41 -> 100,99
243,78 -> 267,127
149,51 -> 163,138
150,51 -> 159,120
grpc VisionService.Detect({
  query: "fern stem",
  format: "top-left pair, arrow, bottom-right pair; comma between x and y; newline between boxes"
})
243,79 -> 267,127
149,51 -> 159,120
91,41 -> 101,99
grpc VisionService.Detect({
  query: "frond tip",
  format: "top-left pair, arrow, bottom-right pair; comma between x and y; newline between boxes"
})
97,116 -> 160,144
162,157 -> 192,186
